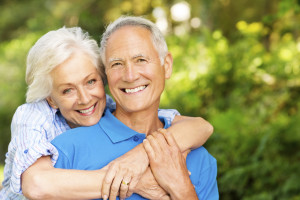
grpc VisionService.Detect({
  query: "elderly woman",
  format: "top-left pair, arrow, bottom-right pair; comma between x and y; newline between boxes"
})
0,27 -> 213,200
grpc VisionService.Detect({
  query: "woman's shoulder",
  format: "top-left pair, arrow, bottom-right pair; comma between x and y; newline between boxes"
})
15,100 -> 52,114
13,100 -> 56,125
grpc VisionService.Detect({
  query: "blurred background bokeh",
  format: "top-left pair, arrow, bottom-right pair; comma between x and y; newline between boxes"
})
0,0 -> 299,199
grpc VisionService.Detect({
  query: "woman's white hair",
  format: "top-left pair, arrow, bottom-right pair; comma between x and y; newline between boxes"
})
100,16 -> 168,67
26,27 -> 105,103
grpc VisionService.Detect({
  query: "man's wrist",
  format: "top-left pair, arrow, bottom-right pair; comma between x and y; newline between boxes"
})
169,179 -> 198,200
137,143 -> 149,164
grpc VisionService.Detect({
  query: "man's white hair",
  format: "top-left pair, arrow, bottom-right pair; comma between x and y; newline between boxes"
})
100,16 -> 168,68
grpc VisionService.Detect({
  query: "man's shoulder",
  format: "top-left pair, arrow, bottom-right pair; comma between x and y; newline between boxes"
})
187,146 -> 217,172
52,123 -> 99,144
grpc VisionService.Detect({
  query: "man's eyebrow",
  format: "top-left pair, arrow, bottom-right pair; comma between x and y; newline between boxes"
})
108,58 -> 123,63
132,54 -> 149,59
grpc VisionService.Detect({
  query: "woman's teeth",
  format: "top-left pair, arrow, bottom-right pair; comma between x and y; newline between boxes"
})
78,105 -> 94,114
125,85 -> 146,93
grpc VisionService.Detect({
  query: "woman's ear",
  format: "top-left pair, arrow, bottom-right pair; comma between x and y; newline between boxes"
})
46,97 -> 58,109
163,52 -> 173,79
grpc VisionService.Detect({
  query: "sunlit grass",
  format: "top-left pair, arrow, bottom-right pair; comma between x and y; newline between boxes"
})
0,164 -> 4,186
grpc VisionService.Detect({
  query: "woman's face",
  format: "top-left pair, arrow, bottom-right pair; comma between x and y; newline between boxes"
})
47,51 -> 106,128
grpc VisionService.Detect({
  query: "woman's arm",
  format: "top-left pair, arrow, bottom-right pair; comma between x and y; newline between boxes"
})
21,113 -> 213,199
170,115 -> 214,151
22,156 -> 170,200
22,156 -> 105,200
101,115 -> 213,199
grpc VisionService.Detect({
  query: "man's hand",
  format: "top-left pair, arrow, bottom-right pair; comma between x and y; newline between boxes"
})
101,144 -> 149,200
134,168 -> 170,200
143,129 -> 198,200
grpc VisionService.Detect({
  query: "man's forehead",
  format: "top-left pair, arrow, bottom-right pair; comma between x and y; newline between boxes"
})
107,53 -> 148,63
107,26 -> 151,44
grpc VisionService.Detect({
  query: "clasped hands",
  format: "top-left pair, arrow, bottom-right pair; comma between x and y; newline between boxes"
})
101,129 -> 190,200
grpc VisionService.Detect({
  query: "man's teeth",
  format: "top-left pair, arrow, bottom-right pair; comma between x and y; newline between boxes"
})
125,86 -> 146,93
78,105 -> 94,114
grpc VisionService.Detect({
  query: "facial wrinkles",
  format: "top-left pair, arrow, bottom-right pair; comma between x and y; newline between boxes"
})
106,26 -> 165,106
107,30 -> 147,62
47,51 -> 107,129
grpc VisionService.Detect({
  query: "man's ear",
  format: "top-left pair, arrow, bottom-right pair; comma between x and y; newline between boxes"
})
46,96 -> 58,109
163,52 -> 173,79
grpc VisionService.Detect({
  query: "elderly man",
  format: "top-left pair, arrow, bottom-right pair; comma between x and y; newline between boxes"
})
51,16 -> 219,200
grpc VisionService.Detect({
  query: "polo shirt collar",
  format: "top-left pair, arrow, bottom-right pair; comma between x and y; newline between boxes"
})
99,109 -> 170,144
100,109 -> 143,143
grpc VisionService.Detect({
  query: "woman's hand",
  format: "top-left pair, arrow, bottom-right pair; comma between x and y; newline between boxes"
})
143,129 -> 198,200
101,144 -> 149,200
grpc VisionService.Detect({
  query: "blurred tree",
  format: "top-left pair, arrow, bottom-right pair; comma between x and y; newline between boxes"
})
0,0 -> 300,198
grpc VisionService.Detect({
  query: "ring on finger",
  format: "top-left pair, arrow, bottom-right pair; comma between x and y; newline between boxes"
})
122,180 -> 129,186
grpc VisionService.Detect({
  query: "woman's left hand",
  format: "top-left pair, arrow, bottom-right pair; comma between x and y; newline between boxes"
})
101,144 -> 149,200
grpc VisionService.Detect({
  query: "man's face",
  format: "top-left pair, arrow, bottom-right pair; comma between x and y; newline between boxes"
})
104,26 -> 172,114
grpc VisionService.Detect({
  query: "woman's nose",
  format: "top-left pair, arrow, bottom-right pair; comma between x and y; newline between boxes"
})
77,88 -> 92,105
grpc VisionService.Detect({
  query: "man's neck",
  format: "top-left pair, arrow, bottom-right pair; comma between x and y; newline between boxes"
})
113,106 -> 164,135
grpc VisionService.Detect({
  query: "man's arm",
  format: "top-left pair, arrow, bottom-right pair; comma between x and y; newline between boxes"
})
143,129 -> 199,200
101,115 -> 213,199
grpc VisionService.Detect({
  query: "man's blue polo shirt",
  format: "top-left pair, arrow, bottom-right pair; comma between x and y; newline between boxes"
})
51,109 -> 219,199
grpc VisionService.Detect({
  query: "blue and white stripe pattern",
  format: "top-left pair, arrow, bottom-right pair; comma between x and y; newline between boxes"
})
0,95 -> 179,199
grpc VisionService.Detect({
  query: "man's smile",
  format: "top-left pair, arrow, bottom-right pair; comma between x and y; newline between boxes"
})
122,85 -> 148,94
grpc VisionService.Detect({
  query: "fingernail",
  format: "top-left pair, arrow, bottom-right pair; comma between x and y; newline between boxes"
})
103,195 -> 108,200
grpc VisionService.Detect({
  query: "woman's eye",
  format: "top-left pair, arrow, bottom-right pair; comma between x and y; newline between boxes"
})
63,88 -> 72,94
87,79 -> 96,85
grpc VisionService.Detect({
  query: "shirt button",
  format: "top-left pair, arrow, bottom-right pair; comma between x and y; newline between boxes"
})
24,149 -> 28,154
133,136 -> 139,142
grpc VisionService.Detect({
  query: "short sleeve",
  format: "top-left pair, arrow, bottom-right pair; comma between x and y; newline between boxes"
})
3,105 -> 59,194
52,144 -> 71,169
194,155 -> 219,199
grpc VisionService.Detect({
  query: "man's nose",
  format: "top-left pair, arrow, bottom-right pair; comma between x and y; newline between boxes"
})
123,63 -> 139,82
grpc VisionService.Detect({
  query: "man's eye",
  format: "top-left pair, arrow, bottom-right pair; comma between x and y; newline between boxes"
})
63,88 -> 72,94
87,79 -> 96,85
111,62 -> 122,67
137,58 -> 147,63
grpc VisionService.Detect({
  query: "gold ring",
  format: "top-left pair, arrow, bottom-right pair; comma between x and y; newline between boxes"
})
122,180 -> 129,185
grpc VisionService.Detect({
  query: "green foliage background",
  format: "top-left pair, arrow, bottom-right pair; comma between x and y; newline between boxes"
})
0,0 -> 299,199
